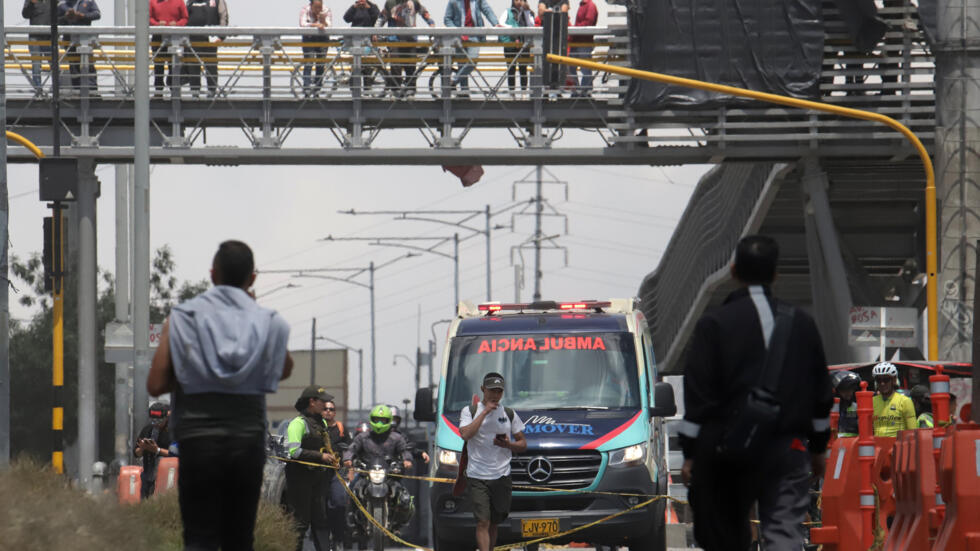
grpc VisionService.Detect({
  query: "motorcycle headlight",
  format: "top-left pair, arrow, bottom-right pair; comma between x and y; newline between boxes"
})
608,443 -> 646,467
437,447 -> 459,468
368,467 -> 386,484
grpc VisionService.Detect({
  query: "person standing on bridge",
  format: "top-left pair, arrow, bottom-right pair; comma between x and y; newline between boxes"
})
459,373 -> 527,551
183,0 -> 229,98
300,0 -> 332,98
499,0 -> 535,97
150,0 -> 189,97
679,235 -> 833,551
58,0 -> 101,95
444,0 -> 499,98
22,0 -> 53,94
569,0 -> 596,97
147,240 -> 293,551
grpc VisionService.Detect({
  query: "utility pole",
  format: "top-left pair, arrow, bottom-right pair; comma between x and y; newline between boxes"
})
132,0 -> 152,434
113,0 -> 133,470
510,167 -> 569,301
534,166 -> 543,300
310,318 -> 317,384
77,160 -> 100,491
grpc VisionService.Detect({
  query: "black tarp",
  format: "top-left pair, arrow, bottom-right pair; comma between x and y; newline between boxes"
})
626,0 -> 825,109
830,0 -> 888,53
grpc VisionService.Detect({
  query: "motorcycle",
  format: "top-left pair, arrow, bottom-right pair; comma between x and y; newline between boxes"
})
347,458 -> 415,551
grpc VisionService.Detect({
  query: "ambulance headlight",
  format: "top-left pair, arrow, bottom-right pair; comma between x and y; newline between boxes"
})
608,444 -> 646,467
437,447 -> 459,467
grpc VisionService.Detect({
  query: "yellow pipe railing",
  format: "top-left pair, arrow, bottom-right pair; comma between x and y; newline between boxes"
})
546,53 -> 939,360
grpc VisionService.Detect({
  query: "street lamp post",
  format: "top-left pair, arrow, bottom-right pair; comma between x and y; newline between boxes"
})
323,235 -> 461,312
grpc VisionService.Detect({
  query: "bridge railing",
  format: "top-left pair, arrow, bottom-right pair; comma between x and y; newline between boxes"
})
4,25 -> 626,102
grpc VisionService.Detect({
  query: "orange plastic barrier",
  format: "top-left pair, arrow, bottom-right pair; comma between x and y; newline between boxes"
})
154,457 -> 179,494
883,429 -> 940,551
812,437 -> 864,550
117,465 -> 142,504
932,423 -> 980,550
872,437 -> 897,531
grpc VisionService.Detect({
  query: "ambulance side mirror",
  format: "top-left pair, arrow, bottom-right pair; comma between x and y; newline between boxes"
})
649,382 -> 677,418
414,387 -> 436,422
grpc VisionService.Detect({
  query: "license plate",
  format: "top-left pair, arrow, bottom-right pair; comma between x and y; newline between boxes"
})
521,518 -> 560,538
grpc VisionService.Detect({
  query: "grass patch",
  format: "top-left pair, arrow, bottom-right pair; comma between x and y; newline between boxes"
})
0,458 -> 296,551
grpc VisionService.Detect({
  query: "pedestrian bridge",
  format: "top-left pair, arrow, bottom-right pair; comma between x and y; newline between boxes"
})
3,3 -> 934,165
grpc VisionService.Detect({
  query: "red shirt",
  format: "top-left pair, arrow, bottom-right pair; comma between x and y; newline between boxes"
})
573,0 -> 597,45
150,0 -> 188,26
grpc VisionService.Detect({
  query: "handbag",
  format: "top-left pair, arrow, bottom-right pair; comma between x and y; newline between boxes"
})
716,299 -> 795,464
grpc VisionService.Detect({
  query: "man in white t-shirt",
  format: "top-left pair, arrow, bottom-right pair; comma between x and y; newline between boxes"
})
459,372 -> 528,551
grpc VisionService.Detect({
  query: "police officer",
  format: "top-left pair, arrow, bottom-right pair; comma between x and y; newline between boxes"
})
831,371 -> 861,437
286,385 -> 338,551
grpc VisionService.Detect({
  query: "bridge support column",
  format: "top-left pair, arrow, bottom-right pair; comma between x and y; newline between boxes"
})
801,157 -> 856,363
76,158 -> 100,492
935,0 -> 980,361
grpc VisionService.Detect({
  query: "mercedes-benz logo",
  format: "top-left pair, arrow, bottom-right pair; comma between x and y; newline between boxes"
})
527,456 -> 553,483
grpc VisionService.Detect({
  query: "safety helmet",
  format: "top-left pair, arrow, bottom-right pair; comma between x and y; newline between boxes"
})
831,370 -> 862,393
369,404 -> 393,434
909,384 -> 930,405
388,405 -> 402,429
872,362 -> 898,378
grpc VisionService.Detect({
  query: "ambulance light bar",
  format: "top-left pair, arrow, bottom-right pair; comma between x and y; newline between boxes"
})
477,301 -> 612,313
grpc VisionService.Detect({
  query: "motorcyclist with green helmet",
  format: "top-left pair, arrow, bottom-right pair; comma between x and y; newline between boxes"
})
342,405 -> 415,531
343,404 -> 413,471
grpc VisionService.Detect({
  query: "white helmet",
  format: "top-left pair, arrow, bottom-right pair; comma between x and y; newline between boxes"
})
872,362 -> 898,378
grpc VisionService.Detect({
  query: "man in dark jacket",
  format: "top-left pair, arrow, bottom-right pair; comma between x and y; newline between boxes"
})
183,0 -> 228,97
343,0 -> 380,27
58,0 -> 101,94
286,385 -> 337,551
22,0 -> 53,91
679,235 -> 833,551
133,402 -> 174,499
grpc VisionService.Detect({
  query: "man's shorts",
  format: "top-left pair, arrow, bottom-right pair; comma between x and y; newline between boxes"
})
467,475 -> 512,524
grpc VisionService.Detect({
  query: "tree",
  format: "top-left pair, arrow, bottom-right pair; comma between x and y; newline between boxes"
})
8,246 -> 208,464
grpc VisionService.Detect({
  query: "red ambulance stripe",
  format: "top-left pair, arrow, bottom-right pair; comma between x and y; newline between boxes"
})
579,411 -> 643,450
442,415 -> 461,437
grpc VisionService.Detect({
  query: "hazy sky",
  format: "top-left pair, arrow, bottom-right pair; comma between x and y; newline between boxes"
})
4,0 -> 709,413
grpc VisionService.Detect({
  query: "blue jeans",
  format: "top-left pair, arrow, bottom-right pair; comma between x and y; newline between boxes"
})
29,42 -> 52,88
452,44 -> 480,89
302,36 -> 327,96
570,46 -> 594,90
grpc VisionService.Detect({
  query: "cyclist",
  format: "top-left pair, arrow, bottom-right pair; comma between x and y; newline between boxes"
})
871,362 -> 916,437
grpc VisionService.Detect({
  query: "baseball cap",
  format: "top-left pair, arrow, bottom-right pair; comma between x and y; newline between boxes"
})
299,385 -> 334,402
483,374 -> 505,390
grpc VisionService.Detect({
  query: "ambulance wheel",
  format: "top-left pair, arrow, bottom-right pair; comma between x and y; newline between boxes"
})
628,498 -> 666,551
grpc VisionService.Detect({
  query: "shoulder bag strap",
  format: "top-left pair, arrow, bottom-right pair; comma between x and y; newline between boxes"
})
758,303 -> 796,392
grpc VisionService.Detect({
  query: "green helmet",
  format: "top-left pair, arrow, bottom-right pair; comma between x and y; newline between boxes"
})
369,404 -> 393,434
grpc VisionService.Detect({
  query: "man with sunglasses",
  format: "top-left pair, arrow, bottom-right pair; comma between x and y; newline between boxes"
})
285,385 -> 338,551
871,362 -> 916,437
321,399 -> 351,550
